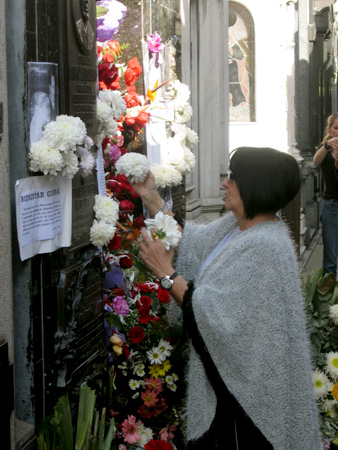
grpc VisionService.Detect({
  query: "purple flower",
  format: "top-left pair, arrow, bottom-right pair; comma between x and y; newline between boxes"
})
96,0 -> 127,42
147,32 -> 165,53
104,264 -> 125,290
108,144 -> 121,163
113,296 -> 129,316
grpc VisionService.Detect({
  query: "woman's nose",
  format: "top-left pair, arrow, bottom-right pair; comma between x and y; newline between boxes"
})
222,177 -> 229,188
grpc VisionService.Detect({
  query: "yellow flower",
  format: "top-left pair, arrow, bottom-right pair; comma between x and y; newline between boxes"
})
148,365 -> 161,379
332,383 -> 338,401
110,335 -> 123,346
113,345 -> 123,355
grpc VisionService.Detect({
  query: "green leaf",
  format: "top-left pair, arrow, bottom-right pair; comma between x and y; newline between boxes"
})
102,419 -> 115,450
75,383 -> 96,450
96,6 -> 109,18
54,393 -> 73,450
75,419 -> 89,450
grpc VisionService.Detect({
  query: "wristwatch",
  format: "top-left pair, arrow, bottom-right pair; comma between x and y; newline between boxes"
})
160,272 -> 178,290
325,140 -> 332,151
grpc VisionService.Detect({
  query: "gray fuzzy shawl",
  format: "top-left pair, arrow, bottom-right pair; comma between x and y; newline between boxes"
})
174,212 -> 321,450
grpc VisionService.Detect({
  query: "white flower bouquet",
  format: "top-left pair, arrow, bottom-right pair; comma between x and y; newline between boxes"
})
29,115 -> 95,179
115,152 -> 150,184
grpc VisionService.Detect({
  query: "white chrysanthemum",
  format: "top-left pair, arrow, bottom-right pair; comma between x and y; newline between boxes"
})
77,147 -> 95,177
42,115 -> 87,151
330,304 -> 338,325
90,219 -> 116,247
118,362 -> 128,369
312,368 -> 331,399
93,194 -> 119,224
61,150 -> 79,179
115,152 -> 150,184
145,212 -> 182,250
97,98 -> 118,139
173,79 -> 191,103
172,373 -> 179,381
137,424 -> 154,446
183,147 -> 196,172
29,141 -> 63,176
185,128 -> 199,148
320,398 -> 338,413
129,379 -> 140,390
83,135 -> 94,151
99,90 -> 126,119
152,164 -> 182,188
174,102 -> 193,124
135,368 -> 145,377
326,352 -> 338,380
158,338 -> 173,357
132,392 -> 139,400
171,122 -> 188,136
147,347 -> 166,364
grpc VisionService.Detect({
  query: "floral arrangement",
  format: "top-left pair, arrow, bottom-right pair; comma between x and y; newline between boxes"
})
29,115 -> 95,179
91,2 -> 191,448
304,269 -> 338,449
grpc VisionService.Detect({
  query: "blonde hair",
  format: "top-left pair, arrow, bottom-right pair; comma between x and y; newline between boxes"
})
321,113 -> 338,145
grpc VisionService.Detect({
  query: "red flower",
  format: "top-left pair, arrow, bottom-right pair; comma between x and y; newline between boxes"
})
138,306 -> 152,324
119,254 -> 133,269
139,282 -> 157,293
108,234 -> 122,251
129,326 -> 145,344
135,110 -> 150,129
136,295 -> 152,309
124,57 -> 142,86
99,61 -> 119,88
119,200 -> 135,212
133,215 -> 146,229
124,85 -> 141,108
123,342 -> 130,359
144,440 -> 173,450
157,286 -> 172,304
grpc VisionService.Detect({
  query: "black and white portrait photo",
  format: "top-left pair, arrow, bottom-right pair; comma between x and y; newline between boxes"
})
27,63 -> 59,146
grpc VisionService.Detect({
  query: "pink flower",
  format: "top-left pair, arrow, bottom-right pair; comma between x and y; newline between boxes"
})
108,144 -> 121,163
144,376 -> 163,393
159,424 -> 177,442
116,135 -> 124,147
141,388 -> 159,407
118,445 -> 127,450
147,32 -> 165,53
121,415 -> 142,444
112,296 -> 129,316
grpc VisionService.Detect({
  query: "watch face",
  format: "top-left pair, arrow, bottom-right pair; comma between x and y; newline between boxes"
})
160,277 -> 173,290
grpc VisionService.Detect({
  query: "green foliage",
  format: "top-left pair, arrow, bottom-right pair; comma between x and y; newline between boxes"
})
37,383 -> 115,450
303,268 -> 338,367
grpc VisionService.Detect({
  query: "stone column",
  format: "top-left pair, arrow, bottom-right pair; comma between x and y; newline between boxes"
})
181,0 -> 229,222
0,2 -> 15,448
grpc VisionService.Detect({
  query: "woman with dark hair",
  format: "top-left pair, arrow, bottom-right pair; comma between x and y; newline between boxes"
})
133,147 -> 321,449
314,113 -> 338,278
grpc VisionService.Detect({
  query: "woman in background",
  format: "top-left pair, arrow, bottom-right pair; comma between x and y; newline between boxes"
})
314,113 -> 338,279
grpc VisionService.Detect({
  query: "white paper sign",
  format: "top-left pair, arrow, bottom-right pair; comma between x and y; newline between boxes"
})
15,175 -> 72,261
96,140 -> 107,196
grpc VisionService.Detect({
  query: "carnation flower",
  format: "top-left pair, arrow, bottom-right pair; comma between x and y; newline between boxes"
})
61,150 -> 79,179
97,98 -> 118,139
99,90 -> 127,119
93,194 -> 119,224
42,115 -> 87,151
147,32 -> 165,53
151,164 -> 182,188
108,144 -> 121,163
326,352 -> 338,380
312,368 -> 330,399
113,296 -> 129,316
90,219 -> 116,247
144,439 -> 173,450
145,212 -> 182,250
115,152 -> 150,184
137,424 -> 154,446
83,135 -> 94,150
76,146 -> 95,177
174,102 -> 193,124
29,141 -> 63,176
330,304 -> 338,325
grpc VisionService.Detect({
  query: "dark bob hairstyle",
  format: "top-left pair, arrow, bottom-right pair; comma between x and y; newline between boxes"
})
229,147 -> 301,220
